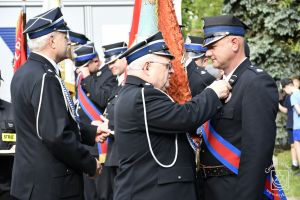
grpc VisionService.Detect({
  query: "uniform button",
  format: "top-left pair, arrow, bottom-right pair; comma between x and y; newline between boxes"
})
201,150 -> 205,153
66,169 -> 70,173
178,176 -> 182,179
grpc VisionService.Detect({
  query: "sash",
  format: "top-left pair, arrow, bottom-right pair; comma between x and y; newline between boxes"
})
76,74 -> 108,163
201,121 -> 286,200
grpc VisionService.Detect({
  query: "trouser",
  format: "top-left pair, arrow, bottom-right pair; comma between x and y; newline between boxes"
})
83,166 -> 118,200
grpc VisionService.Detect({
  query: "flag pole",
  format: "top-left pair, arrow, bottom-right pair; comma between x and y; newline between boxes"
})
22,0 -> 26,13
22,0 -> 27,58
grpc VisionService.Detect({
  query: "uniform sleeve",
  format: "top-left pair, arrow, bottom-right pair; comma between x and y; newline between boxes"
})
81,73 -> 117,110
79,122 -> 97,146
139,87 -> 223,134
235,74 -> 278,199
32,75 -> 96,176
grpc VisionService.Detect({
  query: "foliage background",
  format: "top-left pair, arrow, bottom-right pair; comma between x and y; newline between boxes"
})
181,0 -> 300,78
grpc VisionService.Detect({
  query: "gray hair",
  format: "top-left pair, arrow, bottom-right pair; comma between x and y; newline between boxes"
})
27,32 -> 52,52
127,54 -> 159,71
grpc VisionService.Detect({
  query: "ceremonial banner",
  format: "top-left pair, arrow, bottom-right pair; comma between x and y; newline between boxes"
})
128,0 -> 190,103
13,9 -> 27,73
158,0 -> 191,104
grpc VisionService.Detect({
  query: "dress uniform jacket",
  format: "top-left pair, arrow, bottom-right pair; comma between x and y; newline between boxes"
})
104,85 -> 122,167
199,58 -> 278,200
78,65 -> 117,156
10,53 -> 96,200
0,99 -> 15,199
114,75 -> 223,200
187,60 -> 216,97
80,65 -> 117,113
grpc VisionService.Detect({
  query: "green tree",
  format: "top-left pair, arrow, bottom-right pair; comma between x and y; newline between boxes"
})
223,0 -> 300,78
181,0 -> 224,37
182,0 -> 300,78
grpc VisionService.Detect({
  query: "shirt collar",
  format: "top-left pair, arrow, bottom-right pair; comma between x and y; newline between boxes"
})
33,52 -> 60,76
125,75 -> 147,87
117,73 -> 125,86
223,57 -> 247,82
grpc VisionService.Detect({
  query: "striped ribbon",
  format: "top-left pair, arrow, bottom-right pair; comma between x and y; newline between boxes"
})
76,74 -> 108,163
200,121 -> 286,200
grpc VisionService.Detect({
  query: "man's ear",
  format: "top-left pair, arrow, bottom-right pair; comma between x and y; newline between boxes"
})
49,35 -> 55,49
230,37 -> 239,52
143,62 -> 150,71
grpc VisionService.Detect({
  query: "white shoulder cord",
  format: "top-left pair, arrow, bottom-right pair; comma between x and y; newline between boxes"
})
141,87 -> 178,168
36,74 -> 80,141
36,73 -> 47,140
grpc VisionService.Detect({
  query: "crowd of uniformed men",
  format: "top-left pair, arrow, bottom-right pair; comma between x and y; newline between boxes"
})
0,6 -> 281,200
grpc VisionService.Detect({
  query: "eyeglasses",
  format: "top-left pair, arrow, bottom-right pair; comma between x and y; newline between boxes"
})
148,61 -> 173,70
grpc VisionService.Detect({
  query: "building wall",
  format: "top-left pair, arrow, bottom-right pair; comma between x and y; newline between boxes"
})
0,0 -> 134,101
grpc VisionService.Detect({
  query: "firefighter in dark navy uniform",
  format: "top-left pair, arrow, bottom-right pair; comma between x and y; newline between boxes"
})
10,8 -> 103,200
112,32 -> 231,200
185,36 -> 221,97
0,71 -> 16,200
74,42 -> 117,200
198,15 -> 279,200
100,42 -> 128,200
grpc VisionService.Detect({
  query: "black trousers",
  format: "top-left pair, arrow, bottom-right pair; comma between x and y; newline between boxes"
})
0,157 -> 15,200
83,166 -> 117,200
198,174 -> 269,200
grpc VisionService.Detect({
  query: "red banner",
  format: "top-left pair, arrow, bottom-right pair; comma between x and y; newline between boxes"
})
158,0 -> 191,104
128,0 -> 142,47
13,10 -> 27,73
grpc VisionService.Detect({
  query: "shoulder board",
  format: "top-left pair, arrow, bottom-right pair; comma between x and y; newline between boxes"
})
46,69 -> 56,75
143,82 -> 154,89
248,65 -> 264,74
196,67 -> 207,75
43,64 -> 59,77
96,71 -> 102,77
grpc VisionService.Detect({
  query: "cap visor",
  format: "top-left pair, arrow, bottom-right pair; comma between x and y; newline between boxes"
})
56,25 -> 70,33
153,50 -> 174,60
203,35 -> 227,47
105,55 -> 120,65
190,53 -> 205,59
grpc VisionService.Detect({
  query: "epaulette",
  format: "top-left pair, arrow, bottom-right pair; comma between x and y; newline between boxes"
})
248,65 -> 264,74
197,68 -> 207,75
96,71 -> 102,77
143,82 -> 153,88
43,64 -> 59,77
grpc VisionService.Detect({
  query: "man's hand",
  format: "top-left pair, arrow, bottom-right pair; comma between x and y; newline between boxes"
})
76,66 -> 90,78
208,80 -> 231,99
90,159 -> 102,179
91,116 -> 111,143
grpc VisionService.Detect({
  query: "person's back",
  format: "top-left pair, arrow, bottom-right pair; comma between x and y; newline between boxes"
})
291,89 -> 300,139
